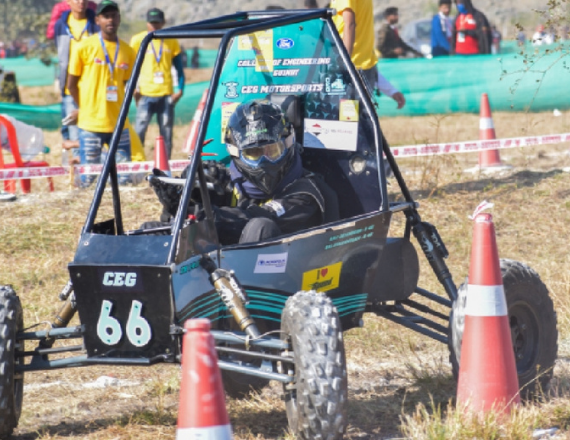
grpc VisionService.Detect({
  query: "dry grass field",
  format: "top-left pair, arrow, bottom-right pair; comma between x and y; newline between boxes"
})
1,107 -> 570,439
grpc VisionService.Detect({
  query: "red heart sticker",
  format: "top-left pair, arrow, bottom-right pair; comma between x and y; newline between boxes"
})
321,268 -> 328,277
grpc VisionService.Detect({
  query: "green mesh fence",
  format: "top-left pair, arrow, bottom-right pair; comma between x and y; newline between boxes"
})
2,48 -> 568,130
1,57 -> 58,87
374,46 -> 570,116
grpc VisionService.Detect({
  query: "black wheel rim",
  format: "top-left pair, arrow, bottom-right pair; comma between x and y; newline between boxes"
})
509,301 -> 539,373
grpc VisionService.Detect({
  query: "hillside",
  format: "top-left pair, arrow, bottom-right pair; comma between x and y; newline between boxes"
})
115,0 -> 552,38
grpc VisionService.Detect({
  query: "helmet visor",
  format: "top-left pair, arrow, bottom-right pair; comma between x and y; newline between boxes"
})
241,141 -> 287,164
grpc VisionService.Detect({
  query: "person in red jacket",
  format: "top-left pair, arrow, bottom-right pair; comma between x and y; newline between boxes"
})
451,0 -> 492,55
46,0 -> 97,40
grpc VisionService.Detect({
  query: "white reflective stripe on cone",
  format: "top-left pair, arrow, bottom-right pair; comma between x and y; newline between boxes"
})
176,425 -> 233,440
479,117 -> 495,130
465,284 -> 508,317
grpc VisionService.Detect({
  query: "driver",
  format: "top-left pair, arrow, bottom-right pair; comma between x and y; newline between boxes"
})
150,99 -> 334,245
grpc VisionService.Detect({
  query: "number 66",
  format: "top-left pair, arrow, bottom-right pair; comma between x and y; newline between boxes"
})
97,300 -> 152,347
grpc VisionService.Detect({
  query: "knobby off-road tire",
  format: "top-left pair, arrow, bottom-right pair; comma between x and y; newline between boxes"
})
0,286 -> 24,438
281,290 -> 348,440
449,259 -> 558,398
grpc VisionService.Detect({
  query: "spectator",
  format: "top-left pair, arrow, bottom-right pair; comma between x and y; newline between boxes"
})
47,0 -> 97,40
67,0 -> 136,186
331,0 -> 405,109
377,7 -> 423,59
431,0 -> 453,56
54,0 -> 99,162
516,30 -> 526,47
179,44 -> 188,68
130,8 -> 185,159
561,25 -> 569,41
491,25 -> 502,54
304,0 -> 319,7
532,25 -> 554,46
190,46 -> 200,68
149,100 -> 333,244
451,0 -> 492,55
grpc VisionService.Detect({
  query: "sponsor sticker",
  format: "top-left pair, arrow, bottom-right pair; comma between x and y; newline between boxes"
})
276,38 -> 294,49
302,262 -> 342,292
303,119 -> 358,151
254,252 -> 289,274
221,102 -> 240,139
325,76 -> 346,95
339,99 -> 359,122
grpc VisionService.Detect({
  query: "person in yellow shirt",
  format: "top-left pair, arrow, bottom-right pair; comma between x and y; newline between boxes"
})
67,0 -> 136,186
54,0 -> 99,159
330,0 -> 406,109
130,8 -> 185,159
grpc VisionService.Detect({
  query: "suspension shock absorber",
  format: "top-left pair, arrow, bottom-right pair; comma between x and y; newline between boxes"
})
409,213 -> 458,302
202,257 -> 260,338
39,280 -> 78,349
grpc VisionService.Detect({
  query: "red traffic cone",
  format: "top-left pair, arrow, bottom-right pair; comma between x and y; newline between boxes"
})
457,212 -> 520,414
176,319 -> 232,440
183,88 -> 208,156
154,135 -> 171,177
478,93 -> 504,168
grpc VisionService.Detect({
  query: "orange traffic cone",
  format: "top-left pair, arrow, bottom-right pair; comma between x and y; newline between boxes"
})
154,135 -> 171,177
457,212 -> 520,414
183,88 -> 208,156
478,93 -> 504,168
176,319 -> 232,440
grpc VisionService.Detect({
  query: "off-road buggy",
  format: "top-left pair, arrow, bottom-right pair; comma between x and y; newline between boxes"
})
0,9 -> 557,439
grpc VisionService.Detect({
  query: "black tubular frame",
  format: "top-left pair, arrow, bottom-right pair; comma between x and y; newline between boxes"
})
80,8 -> 393,265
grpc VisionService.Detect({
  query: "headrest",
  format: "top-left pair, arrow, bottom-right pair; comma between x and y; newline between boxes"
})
266,94 -> 303,132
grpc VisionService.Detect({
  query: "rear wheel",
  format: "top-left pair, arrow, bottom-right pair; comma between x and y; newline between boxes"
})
0,285 -> 24,438
281,290 -> 347,440
449,259 -> 558,398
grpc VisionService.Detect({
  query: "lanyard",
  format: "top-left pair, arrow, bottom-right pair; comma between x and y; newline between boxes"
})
66,21 -> 89,41
150,39 -> 164,65
99,32 -> 120,80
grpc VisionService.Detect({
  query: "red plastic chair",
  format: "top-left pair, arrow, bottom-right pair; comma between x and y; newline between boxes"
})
0,115 -> 53,194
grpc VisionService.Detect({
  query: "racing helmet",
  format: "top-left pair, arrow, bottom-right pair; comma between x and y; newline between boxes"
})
225,100 -> 296,195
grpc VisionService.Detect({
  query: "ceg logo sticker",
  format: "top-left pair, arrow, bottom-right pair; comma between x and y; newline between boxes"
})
302,262 -> 342,292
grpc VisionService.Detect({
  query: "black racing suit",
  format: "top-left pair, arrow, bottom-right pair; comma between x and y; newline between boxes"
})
214,170 -> 326,244
148,164 -> 329,245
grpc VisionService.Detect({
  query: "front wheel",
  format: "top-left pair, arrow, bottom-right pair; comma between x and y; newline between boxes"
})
0,285 -> 24,439
449,259 -> 558,398
281,290 -> 347,440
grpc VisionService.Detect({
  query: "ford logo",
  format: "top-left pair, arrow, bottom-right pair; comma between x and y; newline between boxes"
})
276,38 -> 294,49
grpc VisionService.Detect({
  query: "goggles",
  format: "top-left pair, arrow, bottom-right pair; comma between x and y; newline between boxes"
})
227,133 -> 295,165
241,141 -> 287,163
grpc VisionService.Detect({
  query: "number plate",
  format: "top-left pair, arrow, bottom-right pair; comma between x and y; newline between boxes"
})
69,265 -> 176,359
